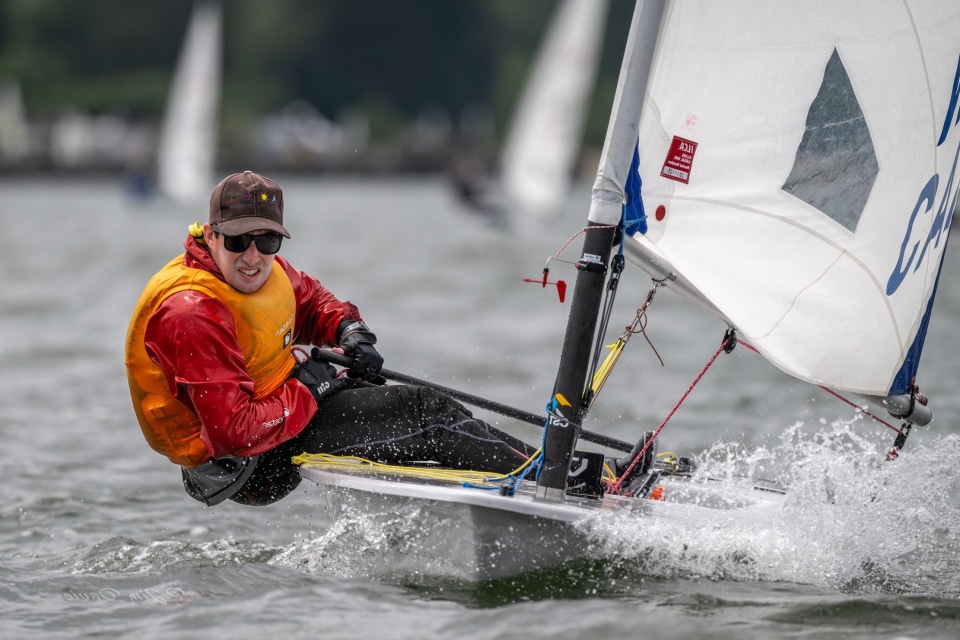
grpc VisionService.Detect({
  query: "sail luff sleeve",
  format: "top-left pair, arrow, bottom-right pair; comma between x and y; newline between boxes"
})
588,0 -> 667,227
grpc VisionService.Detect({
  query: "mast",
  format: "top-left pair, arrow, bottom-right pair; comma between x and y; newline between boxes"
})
536,0 -> 668,499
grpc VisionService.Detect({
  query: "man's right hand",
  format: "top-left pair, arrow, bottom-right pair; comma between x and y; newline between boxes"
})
294,347 -> 345,404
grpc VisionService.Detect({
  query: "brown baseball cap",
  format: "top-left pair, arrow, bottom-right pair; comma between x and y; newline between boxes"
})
209,170 -> 291,238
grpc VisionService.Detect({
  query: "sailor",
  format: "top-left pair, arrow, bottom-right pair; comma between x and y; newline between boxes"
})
125,170 -> 536,506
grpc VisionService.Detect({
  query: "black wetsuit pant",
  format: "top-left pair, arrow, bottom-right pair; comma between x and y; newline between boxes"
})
231,385 -> 537,506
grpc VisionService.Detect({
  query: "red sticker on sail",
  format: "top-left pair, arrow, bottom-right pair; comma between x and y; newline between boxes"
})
660,136 -> 698,184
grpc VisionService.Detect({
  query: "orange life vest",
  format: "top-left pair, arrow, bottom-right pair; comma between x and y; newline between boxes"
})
124,256 -> 296,467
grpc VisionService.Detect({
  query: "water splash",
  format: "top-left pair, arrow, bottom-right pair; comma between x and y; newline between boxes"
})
582,420 -> 960,594
272,498 -> 486,582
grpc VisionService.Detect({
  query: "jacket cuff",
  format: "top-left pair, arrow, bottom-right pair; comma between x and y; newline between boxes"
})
336,320 -> 369,344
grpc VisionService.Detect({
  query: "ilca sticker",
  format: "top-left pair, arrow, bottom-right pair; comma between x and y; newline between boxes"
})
660,135 -> 698,184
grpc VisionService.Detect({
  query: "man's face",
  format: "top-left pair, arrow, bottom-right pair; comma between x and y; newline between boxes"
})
203,223 -> 277,293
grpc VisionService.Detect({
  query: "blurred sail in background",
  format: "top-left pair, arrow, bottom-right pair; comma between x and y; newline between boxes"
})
0,81 -> 29,163
499,0 -> 608,217
156,0 -> 222,205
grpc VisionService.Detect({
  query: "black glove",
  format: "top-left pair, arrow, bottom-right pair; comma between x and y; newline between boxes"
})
337,321 -> 384,382
294,347 -> 345,405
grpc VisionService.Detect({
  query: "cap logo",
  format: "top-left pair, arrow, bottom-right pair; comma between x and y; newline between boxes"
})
208,170 -> 290,238
237,191 -> 278,205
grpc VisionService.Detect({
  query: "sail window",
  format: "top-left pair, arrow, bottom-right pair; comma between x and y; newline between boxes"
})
782,48 -> 878,232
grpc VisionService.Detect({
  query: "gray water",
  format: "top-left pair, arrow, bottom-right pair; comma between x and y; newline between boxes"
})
2,175 -> 959,639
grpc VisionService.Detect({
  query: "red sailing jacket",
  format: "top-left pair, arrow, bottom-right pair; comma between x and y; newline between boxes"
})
129,235 -> 363,465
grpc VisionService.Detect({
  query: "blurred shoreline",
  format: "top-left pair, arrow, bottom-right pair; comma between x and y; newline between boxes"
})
0,93 -> 500,180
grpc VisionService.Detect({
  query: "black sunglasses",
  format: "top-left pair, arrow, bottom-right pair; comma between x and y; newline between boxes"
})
212,223 -> 283,255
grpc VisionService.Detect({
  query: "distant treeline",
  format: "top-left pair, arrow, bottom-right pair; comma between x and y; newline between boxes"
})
0,0 -> 634,152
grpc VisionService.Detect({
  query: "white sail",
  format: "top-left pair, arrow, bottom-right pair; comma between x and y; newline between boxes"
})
0,81 -> 28,161
156,0 -> 222,205
591,0 -> 960,397
500,0 -> 608,217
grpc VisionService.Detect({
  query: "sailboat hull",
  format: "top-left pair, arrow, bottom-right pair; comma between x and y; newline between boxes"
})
303,467 -> 593,580
300,465 -> 785,581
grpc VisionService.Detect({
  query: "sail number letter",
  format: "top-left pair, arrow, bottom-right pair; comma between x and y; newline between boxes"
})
886,176 -> 939,295
887,55 -> 960,296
